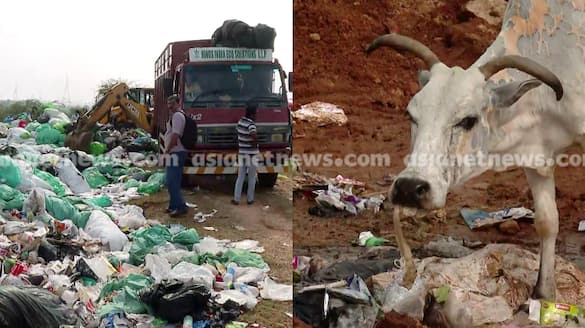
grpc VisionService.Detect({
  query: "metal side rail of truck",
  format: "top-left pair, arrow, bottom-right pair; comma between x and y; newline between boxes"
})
153,40 -> 292,188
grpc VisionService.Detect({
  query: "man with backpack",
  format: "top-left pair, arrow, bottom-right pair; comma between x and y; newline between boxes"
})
163,94 -> 196,217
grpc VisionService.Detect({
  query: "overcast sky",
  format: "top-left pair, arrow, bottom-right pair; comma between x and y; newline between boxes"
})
0,0 -> 292,105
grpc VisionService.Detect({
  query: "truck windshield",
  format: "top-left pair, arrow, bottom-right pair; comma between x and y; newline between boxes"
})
184,64 -> 284,105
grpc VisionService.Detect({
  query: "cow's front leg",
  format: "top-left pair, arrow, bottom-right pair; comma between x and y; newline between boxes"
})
524,168 -> 558,300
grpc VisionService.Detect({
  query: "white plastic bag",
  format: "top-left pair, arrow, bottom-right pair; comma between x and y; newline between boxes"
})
194,237 -> 225,255
55,158 -> 90,194
259,277 -> 293,301
168,261 -> 214,290
144,254 -> 171,282
110,205 -> 147,229
232,266 -> 266,284
83,210 -> 128,251
6,127 -> 33,144
216,289 -> 258,310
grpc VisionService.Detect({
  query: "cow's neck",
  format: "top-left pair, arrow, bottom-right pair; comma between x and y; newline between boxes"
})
468,0 -> 585,170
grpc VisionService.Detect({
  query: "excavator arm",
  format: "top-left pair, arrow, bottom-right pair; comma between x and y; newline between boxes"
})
65,83 -> 152,152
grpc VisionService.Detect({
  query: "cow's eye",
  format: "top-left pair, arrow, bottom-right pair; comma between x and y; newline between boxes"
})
405,111 -> 417,125
455,116 -> 477,130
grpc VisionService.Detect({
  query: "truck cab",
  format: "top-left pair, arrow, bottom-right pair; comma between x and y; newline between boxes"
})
154,41 -> 292,187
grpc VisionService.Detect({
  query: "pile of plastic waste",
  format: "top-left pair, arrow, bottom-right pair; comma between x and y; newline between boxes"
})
294,173 -> 385,217
0,107 -> 292,327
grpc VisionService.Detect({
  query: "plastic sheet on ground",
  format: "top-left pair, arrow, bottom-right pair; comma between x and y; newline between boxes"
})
0,155 -> 22,187
372,244 -> 585,326
109,205 -> 147,229
83,167 -> 110,189
129,225 -> 172,265
293,101 -> 348,126
259,277 -> 293,301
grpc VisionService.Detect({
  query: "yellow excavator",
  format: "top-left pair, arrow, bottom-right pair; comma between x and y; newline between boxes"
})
65,83 -> 153,152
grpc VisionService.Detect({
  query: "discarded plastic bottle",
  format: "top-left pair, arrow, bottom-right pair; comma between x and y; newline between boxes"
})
182,315 -> 193,328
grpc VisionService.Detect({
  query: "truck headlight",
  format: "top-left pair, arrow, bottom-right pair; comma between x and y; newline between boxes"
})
271,134 -> 283,142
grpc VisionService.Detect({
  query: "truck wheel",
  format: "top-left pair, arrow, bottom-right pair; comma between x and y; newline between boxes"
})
257,173 -> 278,188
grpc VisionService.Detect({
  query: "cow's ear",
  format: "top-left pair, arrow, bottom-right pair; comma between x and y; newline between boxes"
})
492,79 -> 542,108
418,70 -> 431,87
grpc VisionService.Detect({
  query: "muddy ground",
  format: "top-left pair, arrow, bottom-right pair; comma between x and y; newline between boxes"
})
130,177 -> 293,327
293,0 -> 585,324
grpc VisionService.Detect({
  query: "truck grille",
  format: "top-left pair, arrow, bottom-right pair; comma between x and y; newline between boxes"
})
207,132 -> 270,144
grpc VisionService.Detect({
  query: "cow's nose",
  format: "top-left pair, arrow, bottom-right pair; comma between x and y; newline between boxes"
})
391,177 -> 430,208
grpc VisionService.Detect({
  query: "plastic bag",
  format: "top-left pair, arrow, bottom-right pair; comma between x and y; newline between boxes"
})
0,155 -> 22,187
35,124 -> 65,146
129,225 -> 172,265
0,183 -> 26,210
6,127 -> 33,144
82,167 -> 109,189
0,286 -> 80,327
144,254 -> 171,282
89,142 -> 106,155
216,289 -> 258,310
110,205 -> 146,229
84,210 -> 128,251
33,169 -> 68,196
259,277 -> 293,301
55,158 -> 91,194
194,237 -> 225,255
222,249 -> 267,269
88,195 -> 112,208
171,228 -> 200,251
98,273 -> 153,317
25,122 -> 40,132
139,279 -> 210,323
168,262 -> 215,290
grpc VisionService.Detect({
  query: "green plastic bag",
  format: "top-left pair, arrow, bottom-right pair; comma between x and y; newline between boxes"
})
94,157 -> 128,178
34,169 -> 67,196
180,254 -> 200,265
197,253 -> 223,266
0,184 -> 25,210
25,122 -> 41,132
89,195 -> 112,208
124,179 -> 141,189
98,273 -> 153,317
82,167 -> 109,189
89,142 -> 106,155
51,121 -> 69,133
136,172 -> 166,195
0,156 -> 22,187
147,172 -> 165,185
222,249 -> 267,269
35,124 -> 65,146
44,195 -> 92,228
129,225 -> 172,265
170,228 -> 200,251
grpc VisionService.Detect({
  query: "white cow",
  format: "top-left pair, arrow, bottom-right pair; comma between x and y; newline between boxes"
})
367,0 -> 585,301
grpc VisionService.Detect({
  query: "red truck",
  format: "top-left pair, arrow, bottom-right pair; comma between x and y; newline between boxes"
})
153,39 -> 292,188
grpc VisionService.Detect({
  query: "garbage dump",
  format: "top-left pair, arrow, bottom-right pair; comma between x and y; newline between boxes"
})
0,104 -> 292,327
294,242 -> 585,327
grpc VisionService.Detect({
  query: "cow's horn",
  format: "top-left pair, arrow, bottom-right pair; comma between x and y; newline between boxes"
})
366,33 -> 441,69
479,55 -> 563,100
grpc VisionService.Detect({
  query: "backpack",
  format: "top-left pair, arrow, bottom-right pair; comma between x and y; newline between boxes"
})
170,111 -> 198,149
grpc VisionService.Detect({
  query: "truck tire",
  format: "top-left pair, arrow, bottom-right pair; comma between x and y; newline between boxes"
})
257,173 -> 278,188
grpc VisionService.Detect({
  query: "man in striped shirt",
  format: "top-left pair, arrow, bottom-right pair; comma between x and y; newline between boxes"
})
232,103 -> 259,205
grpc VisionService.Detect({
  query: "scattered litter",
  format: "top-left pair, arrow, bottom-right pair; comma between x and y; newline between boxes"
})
186,202 -> 198,208
194,209 -> 218,223
204,226 -> 218,231
528,299 -> 585,326
293,101 -> 348,127
460,206 -> 534,229
579,219 -> 585,232
259,277 -> 293,301
234,225 -> 246,231
357,231 -> 388,247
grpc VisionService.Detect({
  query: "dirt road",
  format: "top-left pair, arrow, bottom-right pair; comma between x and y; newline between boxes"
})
131,177 -> 293,327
